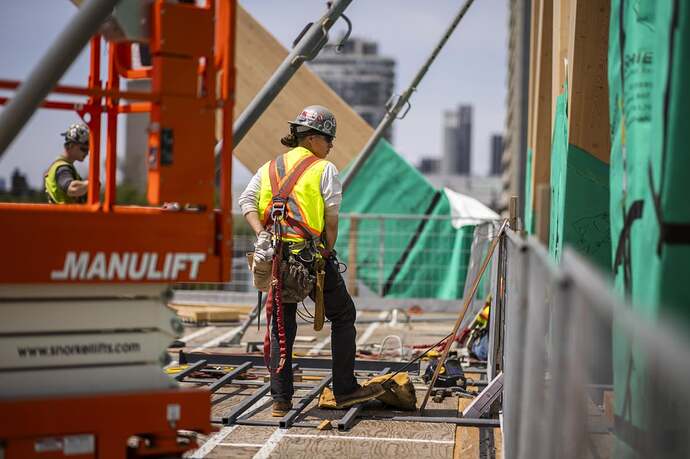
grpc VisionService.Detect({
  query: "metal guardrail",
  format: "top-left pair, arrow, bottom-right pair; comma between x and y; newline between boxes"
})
174,213 -> 500,312
496,228 -> 690,459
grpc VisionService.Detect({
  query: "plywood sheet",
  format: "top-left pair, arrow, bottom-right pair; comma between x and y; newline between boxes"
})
454,397 -> 479,458
169,303 -> 249,323
233,6 -> 374,173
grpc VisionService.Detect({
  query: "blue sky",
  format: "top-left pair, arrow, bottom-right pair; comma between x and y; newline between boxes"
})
0,0 -> 507,188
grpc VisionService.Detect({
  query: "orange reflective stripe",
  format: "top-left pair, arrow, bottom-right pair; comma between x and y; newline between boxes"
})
269,159 -> 281,195
264,154 -> 321,236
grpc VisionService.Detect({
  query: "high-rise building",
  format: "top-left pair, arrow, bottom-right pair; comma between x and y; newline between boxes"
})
417,157 -> 441,174
490,134 -> 504,176
441,105 -> 472,175
10,168 -> 30,197
310,37 -> 395,141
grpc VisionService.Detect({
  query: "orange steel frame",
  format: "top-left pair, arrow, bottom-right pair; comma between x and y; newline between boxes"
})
0,389 -> 213,459
0,1 -> 237,456
0,0 -> 236,284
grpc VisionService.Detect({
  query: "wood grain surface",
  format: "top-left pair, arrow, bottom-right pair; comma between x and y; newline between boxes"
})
184,315 -> 487,458
273,435 -> 454,459
233,6 -> 374,173
453,397 -> 480,458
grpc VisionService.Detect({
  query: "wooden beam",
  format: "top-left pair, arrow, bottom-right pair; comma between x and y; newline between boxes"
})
347,216 -> 359,295
528,0 -> 553,211
526,0 -> 540,152
535,183 -> 551,244
552,0 -> 571,122
567,0 -> 611,163
454,397 -> 480,458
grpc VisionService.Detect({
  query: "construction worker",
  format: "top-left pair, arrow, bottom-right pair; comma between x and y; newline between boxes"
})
239,105 -> 382,417
44,123 -> 90,204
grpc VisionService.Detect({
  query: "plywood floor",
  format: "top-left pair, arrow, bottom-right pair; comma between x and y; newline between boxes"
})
171,311 -> 500,459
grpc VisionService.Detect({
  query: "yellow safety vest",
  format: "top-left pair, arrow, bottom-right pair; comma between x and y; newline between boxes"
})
44,158 -> 83,204
257,147 -> 328,242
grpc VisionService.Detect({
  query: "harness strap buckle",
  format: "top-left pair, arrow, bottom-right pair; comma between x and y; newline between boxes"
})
271,198 -> 287,221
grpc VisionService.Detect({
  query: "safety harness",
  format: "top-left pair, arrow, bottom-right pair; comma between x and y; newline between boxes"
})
262,154 -> 321,373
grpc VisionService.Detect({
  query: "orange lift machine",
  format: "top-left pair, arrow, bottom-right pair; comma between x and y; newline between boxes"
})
0,1 -> 236,457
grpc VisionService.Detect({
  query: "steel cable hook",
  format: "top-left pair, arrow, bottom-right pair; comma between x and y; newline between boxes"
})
325,1 -> 352,54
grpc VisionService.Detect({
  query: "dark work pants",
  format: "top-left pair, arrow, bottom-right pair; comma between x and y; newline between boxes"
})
270,255 -> 358,402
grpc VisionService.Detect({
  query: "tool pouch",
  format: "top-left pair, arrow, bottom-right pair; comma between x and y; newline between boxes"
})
313,257 -> 326,331
247,252 -> 272,292
281,255 -> 315,303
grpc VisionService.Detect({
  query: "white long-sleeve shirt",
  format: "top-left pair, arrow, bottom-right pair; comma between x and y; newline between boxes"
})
239,161 -> 342,217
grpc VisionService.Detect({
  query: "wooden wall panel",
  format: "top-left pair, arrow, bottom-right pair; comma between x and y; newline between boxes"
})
232,6 -> 374,173
551,0 -> 571,121
567,0 -> 611,163
528,0 -> 553,210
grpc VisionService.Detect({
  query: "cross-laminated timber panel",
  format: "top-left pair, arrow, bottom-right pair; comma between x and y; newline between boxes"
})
232,6 -> 374,173
527,0 -> 553,224
526,0 -> 611,226
566,0 -> 611,163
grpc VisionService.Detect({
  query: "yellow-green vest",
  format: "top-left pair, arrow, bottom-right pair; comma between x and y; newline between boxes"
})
44,158 -> 83,204
258,147 -> 328,242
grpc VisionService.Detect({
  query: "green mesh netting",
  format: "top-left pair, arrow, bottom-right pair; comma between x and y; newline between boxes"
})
548,85 -> 611,268
336,139 -> 437,296
336,139 -> 476,299
524,147 -> 535,234
609,1 -> 690,456
384,194 -> 475,299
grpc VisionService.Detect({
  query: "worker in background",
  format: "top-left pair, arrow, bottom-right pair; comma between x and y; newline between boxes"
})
44,123 -> 90,204
239,105 -> 383,417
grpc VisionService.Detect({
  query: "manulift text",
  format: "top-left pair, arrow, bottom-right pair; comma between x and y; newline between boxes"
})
50,251 -> 207,281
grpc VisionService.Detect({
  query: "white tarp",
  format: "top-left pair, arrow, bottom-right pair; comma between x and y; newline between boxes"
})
443,187 -> 500,229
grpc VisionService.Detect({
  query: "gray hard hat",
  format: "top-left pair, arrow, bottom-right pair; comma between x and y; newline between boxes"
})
289,105 -> 337,138
61,122 -> 90,145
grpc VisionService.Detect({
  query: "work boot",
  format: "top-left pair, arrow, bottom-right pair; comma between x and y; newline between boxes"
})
272,401 -> 292,417
334,383 -> 386,409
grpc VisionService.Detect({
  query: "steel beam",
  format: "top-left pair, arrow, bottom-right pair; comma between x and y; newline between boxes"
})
337,367 -> 390,431
386,416 -> 501,427
280,374 -> 333,428
462,372 -> 504,419
222,382 -> 271,425
208,361 -> 253,393
174,359 -> 207,381
179,351 -> 419,373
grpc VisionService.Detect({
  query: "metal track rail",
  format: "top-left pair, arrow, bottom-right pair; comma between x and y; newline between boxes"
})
175,357 -> 499,431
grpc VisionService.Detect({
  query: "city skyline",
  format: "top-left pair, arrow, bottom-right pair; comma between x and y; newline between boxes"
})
241,0 -> 508,178
310,37 -> 396,142
442,104 -> 473,176
0,1 -> 507,187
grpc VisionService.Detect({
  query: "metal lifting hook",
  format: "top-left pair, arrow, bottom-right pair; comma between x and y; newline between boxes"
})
331,5 -> 353,53
292,2 -> 352,60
